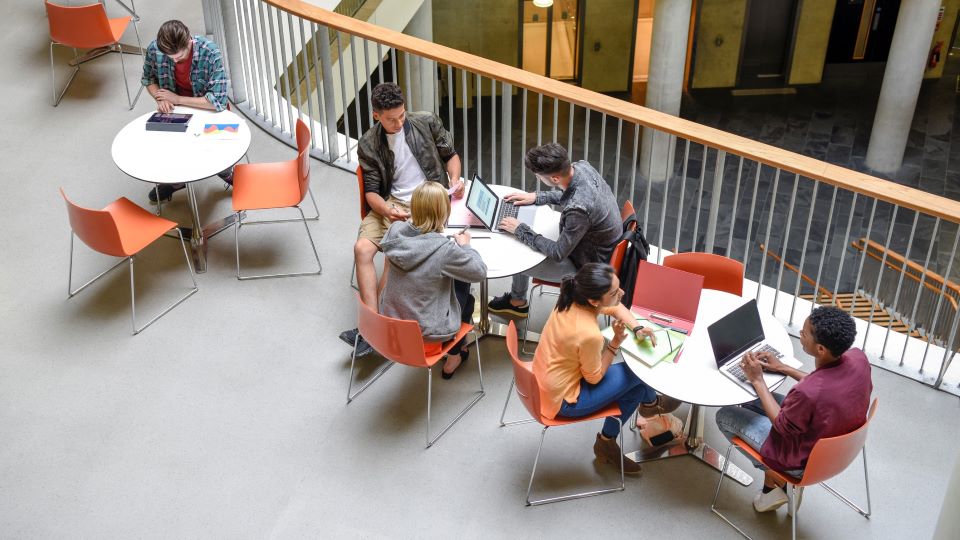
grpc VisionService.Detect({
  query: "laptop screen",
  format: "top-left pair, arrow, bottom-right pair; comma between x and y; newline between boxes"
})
707,299 -> 765,367
464,174 -> 499,230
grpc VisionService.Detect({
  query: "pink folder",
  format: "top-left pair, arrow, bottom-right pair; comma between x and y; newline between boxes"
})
630,261 -> 704,335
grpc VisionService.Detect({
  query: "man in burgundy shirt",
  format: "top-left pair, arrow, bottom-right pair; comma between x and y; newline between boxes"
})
715,306 -> 872,513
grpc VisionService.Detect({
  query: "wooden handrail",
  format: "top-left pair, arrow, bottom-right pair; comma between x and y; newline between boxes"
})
265,0 -> 960,224
852,238 -> 960,311
758,244 -> 835,300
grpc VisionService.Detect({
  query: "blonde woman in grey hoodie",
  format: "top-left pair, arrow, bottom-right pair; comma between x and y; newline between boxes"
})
379,181 -> 488,378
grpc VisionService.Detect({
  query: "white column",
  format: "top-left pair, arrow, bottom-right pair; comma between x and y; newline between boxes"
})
865,0 -> 941,173
639,0 -> 693,182
403,0 -> 436,113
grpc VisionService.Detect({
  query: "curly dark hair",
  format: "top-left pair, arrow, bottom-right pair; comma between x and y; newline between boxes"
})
371,82 -> 405,112
524,143 -> 571,175
808,306 -> 857,357
157,20 -> 191,55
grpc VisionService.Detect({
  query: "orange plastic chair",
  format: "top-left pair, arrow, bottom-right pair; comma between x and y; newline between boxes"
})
231,119 -> 322,280
663,252 -> 745,296
345,294 -> 484,448
520,200 -> 637,354
500,322 -> 625,505
61,189 -> 197,335
711,398 -> 878,540
348,166 -> 370,290
45,1 -> 143,108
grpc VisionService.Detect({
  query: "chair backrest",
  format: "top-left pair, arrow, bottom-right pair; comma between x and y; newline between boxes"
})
620,200 -> 636,225
46,2 -> 116,49
608,238 -> 629,279
632,261 -> 704,321
60,188 -> 125,257
294,119 -> 311,202
799,398 -> 879,486
506,322 -> 543,422
356,166 -> 370,219
355,293 -> 428,368
662,252 -> 745,296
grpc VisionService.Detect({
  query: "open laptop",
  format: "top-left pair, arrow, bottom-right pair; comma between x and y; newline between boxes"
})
707,299 -> 800,395
464,174 -> 536,232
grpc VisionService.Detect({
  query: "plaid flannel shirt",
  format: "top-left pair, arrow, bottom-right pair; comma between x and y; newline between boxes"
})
141,35 -> 229,112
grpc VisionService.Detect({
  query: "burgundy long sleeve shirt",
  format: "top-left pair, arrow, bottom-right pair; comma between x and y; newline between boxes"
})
760,348 -> 873,472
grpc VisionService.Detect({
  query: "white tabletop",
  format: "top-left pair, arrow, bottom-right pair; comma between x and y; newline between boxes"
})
445,184 -> 560,279
111,106 -> 252,184
621,289 -> 796,407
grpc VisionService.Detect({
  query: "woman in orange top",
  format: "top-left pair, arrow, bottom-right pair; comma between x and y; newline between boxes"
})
533,262 -> 661,474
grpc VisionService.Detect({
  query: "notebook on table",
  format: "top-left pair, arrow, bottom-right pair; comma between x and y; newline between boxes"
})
602,317 -> 686,367
707,299 -> 803,395
145,112 -> 192,132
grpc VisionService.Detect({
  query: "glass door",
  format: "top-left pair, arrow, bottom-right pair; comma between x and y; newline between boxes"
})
520,0 -> 581,81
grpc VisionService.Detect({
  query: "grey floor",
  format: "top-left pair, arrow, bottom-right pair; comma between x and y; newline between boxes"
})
3,1 -> 959,538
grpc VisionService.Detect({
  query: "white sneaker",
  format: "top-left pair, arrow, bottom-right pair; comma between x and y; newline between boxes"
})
787,486 -> 804,516
753,486 -> 789,512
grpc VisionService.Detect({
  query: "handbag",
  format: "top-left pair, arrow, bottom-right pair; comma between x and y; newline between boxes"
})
637,412 -> 684,447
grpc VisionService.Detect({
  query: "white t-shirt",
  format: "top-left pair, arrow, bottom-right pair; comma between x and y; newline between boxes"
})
386,126 -> 427,202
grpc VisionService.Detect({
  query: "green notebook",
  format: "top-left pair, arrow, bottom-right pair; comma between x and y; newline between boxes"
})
601,317 -> 686,367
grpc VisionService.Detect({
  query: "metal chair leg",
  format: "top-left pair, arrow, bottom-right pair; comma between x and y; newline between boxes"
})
498,378 -> 536,427
345,333 -> 393,404
67,233 -> 127,297
710,443 -> 755,539
820,446 -> 872,517
236,206 -> 322,280
129,227 -> 198,335
425,332 -> 485,448
118,20 -> 145,110
50,42 -> 80,106
525,417 -> 626,506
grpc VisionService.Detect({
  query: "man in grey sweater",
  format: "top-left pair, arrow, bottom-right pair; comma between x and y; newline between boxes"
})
490,143 -> 623,317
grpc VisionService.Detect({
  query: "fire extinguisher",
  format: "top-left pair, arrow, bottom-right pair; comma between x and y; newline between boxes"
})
928,41 -> 944,69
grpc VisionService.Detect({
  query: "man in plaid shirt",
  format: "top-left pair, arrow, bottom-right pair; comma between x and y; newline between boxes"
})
141,20 -> 232,203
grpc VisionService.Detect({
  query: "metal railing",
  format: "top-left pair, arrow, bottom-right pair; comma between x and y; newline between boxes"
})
212,0 -> 960,393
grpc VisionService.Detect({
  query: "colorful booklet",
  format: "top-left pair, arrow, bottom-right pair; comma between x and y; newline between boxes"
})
202,123 -> 240,138
601,317 -> 686,367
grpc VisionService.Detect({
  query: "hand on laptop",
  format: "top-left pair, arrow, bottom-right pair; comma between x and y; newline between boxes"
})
753,351 -> 786,373
498,217 -> 519,234
741,352 -> 765,383
503,192 -> 536,206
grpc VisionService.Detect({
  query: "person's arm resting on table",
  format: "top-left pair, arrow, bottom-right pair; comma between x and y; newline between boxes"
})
755,350 -> 807,382
507,208 -> 590,262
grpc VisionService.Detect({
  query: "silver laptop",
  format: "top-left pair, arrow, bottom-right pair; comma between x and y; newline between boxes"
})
464,174 -> 536,232
707,299 -> 794,396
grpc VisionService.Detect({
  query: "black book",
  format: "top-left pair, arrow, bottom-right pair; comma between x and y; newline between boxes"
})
145,112 -> 193,132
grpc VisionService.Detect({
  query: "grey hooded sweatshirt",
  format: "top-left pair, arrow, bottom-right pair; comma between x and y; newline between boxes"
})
379,221 -> 488,341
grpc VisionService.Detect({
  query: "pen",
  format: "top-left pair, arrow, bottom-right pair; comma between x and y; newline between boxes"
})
650,312 -> 673,323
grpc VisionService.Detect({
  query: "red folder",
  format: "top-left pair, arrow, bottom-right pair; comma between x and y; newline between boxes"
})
630,261 -> 704,335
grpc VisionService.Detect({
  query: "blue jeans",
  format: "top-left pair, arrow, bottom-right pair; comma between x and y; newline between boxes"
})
715,394 -> 803,475
558,363 -> 656,438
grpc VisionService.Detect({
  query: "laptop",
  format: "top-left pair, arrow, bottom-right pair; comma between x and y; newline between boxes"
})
464,174 -> 536,232
707,299 -> 799,395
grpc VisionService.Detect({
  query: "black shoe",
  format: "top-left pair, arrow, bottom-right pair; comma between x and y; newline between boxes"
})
340,328 -> 374,356
218,170 -> 234,187
441,350 -> 469,380
488,293 -> 529,318
148,183 -> 185,204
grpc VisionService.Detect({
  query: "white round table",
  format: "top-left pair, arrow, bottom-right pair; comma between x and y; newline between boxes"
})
111,106 -> 251,272
444,184 -> 560,335
621,289 -> 796,486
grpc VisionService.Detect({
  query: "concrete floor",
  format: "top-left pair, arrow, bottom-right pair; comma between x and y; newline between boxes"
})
2,1 -> 959,538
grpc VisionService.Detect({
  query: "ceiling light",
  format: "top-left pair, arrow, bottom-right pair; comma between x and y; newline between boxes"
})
533,0 -> 554,8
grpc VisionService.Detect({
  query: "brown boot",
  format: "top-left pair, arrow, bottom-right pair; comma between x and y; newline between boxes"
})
639,394 -> 682,418
593,433 -> 642,475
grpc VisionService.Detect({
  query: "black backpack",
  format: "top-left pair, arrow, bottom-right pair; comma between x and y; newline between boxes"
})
615,213 -> 650,308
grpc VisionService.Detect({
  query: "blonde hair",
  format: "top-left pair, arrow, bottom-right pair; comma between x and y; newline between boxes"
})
410,181 -> 450,233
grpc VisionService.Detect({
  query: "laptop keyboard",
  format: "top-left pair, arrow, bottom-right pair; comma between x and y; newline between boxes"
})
497,200 -> 519,223
728,344 -> 785,382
